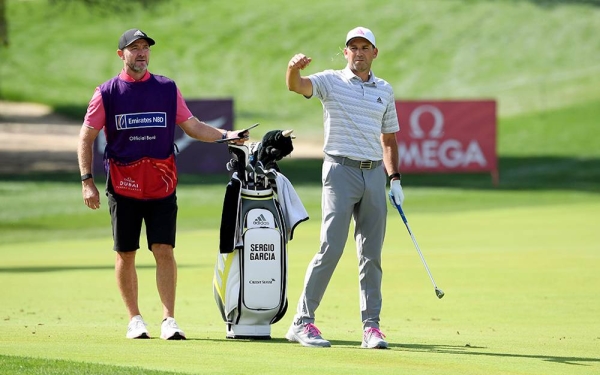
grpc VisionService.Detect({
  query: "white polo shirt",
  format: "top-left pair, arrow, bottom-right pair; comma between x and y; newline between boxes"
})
308,67 -> 399,161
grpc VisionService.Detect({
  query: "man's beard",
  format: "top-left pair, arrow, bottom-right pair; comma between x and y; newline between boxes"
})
128,61 -> 148,72
351,60 -> 369,73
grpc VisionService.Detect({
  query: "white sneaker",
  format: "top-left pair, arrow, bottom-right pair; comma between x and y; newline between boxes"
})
362,327 -> 388,349
285,320 -> 331,347
126,315 -> 150,339
160,317 -> 186,340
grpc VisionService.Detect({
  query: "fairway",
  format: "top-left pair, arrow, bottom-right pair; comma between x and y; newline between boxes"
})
2,0 -> 600,374
1,191 -> 598,375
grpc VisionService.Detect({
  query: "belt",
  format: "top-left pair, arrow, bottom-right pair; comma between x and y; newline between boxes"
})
324,154 -> 382,170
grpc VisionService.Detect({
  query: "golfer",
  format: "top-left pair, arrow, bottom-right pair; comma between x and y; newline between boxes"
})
284,26 -> 404,349
77,28 -> 248,340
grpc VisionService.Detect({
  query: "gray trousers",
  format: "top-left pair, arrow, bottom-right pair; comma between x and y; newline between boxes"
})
294,158 -> 387,329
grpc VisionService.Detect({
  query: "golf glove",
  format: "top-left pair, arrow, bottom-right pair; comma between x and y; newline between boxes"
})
389,179 -> 404,206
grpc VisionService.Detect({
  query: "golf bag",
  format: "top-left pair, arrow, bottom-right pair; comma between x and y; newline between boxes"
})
213,129 -> 307,339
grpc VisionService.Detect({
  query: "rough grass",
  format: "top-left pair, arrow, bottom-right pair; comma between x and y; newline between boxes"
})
1,0 -> 600,136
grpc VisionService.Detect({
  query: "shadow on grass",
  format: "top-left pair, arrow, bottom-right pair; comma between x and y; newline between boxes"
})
0,156 -> 598,193
388,342 -> 600,366
0,264 -> 205,273
519,0 -> 600,7
167,337 -> 600,366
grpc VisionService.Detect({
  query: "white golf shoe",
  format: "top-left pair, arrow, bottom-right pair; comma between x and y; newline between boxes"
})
126,315 -> 150,339
361,327 -> 388,349
160,317 -> 186,340
285,320 -> 331,347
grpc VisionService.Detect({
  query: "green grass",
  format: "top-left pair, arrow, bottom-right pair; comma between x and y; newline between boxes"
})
2,0 -> 600,137
1,193 -> 599,374
0,355 -> 181,375
1,0 -> 600,374
499,100 -> 600,157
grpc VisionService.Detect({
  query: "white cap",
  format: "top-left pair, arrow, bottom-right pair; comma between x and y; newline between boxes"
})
345,26 -> 376,48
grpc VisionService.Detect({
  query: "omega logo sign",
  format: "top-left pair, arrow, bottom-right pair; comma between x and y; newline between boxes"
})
400,104 -> 487,169
409,105 -> 444,139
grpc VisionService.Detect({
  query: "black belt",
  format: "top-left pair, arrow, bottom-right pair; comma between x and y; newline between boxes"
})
324,154 -> 382,170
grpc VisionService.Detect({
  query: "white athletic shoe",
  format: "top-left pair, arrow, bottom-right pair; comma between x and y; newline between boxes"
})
285,320 -> 331,347
126,315 -> 150,339
160,317 -> 186,340
361,327 -> 388,349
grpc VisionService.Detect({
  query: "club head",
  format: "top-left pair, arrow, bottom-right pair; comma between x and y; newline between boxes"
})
435,288 -> 445,299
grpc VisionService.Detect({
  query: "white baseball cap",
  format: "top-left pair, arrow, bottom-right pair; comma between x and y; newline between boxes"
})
345,26 -> 376,48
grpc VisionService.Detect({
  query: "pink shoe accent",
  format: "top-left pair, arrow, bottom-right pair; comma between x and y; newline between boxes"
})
364,327 -> 386,339
303,323 -> 323,338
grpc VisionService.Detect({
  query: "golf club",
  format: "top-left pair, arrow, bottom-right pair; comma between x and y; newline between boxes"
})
389,193 -> 445,299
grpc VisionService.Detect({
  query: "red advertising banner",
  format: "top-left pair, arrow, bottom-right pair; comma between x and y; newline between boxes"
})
93,99 -> 234,175
395,100 -> 498,183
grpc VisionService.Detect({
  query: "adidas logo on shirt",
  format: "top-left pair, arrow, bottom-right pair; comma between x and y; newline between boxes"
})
376,97 -> 383,104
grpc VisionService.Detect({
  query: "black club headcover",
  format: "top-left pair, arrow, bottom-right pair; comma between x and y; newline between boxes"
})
256,130 -> 294,171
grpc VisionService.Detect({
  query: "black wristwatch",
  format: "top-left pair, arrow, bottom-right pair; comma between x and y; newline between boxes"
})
81,173 -> 93,182
388,172 -> 401,182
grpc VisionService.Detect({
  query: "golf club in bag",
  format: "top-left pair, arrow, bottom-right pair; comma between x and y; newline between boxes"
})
213,127 -> 308,339
389,193 -> 445,299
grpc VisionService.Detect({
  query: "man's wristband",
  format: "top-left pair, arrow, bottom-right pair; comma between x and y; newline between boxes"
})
81,173 -> 93,182
388,172 -> 401,182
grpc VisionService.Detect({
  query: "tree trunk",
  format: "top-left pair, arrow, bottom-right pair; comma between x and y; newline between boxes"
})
0,0 -> 8,46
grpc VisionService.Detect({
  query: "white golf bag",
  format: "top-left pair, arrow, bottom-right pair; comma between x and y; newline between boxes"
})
213,134 -> 306,339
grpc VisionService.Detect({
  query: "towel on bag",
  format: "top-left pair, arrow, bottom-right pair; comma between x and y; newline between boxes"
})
274,173 -> 309,240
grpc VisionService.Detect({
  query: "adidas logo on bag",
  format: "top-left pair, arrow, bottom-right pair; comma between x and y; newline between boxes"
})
253,214 -> 270,227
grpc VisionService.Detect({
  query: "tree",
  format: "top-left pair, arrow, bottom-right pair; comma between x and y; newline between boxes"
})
0,0 -> 7,46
